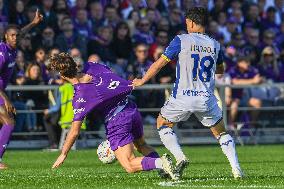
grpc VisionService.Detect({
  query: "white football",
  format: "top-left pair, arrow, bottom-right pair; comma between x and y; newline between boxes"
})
97,140 -> 116,164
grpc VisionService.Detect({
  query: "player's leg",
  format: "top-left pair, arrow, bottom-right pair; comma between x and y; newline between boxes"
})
157,115 -> 187,163
210,120 -> 243,178
0,104 -> 15,170
158,101 -> 188,164
134,137 -> 159,158
196,105 -> 243,179
114,142 -> 177,180
107,102 -> 178,179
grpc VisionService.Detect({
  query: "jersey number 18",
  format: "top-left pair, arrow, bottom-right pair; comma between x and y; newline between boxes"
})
191,54 -> 214,82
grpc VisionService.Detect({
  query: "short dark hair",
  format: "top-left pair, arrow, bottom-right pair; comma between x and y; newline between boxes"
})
3,24 -> 20,42
48,52 -> 77,78
185,7 -> 208,27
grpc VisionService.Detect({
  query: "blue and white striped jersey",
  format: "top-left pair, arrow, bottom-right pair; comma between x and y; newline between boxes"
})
162,33 -> 223,111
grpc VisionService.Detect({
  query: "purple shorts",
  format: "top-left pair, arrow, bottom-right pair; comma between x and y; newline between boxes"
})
106,101 -> 144,151
0,96 -> 5,106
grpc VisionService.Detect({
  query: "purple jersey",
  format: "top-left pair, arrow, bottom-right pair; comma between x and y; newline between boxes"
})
0,42 -> 17,90
72,62 -> 132,121
228,65 -> 259,99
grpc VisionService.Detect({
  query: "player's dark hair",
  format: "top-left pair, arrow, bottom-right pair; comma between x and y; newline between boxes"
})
2,24 -> 20,42
185,7 -> 208,27
48,52 -> 77,78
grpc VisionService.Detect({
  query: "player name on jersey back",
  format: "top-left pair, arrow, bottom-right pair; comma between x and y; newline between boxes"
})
190,44 -> 217,55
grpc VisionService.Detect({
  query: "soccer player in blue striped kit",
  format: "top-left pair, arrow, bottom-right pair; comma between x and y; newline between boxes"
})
0,10 -> 43,169
133,7 -> 244,179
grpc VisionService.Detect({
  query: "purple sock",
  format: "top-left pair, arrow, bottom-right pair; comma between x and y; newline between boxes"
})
141,157 -> 157,171
146,151 -> 160,158
0,124 -> 14,159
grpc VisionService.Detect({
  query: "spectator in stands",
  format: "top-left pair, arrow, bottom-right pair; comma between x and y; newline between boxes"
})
89,1 -> 104,35
210,0 -> 225,20
24,63 -> 48,131
258,47 -> 280,82
111,21 -> 132,67
40,0 -> 58,31
12,71 -> 28,132
19,33 -> 33,61
260,29 -> 280,54
261,7 -> 280,34
11,50 -> 26,83
228,57 -> 263,129
9,0 -> 27,27
70,0 -> 87,17
276,22 -> 284,49
34,47 -> 50,83
244,3 -> 261,29
148,30 -> 168,61
104,5 -> 121,28
0,0 -> 8,23
55,16 -> 87,59
70,47 -> 82,59
33,26 -> 55,51
87,25 -> 115,63
229,32 -> 245,51
73,8 -> 92,39
145,8 -> 160,31
126,10 -> 141,36
168,8 -> 184,38
132,18 -> 154,45
274,0 -> 284,25
220,17 -> 239,44
54,0 -> 68,13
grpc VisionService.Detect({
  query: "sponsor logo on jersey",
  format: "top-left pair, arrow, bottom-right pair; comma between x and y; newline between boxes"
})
73,107 -> 85,114
76,98 -> 86,103
182,89 -> 211,97
8,61 -> 16,68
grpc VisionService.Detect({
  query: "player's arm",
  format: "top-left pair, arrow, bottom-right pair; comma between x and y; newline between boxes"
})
132,36 -> 181,88
52,120 -> 82,168
132,57 -> 169,87
19,9 -> 43,37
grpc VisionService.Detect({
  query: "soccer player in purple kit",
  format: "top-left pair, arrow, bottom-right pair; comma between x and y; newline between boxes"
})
0,10 -> 43,170
50,53 -> 178,180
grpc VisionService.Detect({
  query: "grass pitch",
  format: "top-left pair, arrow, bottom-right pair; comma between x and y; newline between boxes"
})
0,145 -> 283,189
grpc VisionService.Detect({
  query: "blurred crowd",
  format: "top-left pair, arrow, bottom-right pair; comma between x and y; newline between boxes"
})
0,0 -> 284,135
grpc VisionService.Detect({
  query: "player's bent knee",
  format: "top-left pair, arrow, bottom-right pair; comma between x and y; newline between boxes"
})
157,114 -> 173,129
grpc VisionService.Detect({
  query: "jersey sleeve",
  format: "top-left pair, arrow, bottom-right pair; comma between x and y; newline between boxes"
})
216,49 -> 224,65
162,36 -> 181,62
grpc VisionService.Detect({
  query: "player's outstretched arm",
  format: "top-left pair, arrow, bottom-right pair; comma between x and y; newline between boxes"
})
132,56 -> 168,88
52,121 -> 82,168
20,9 -> 43,36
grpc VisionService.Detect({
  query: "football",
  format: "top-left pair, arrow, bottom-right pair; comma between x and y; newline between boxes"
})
97,140 -> 116,164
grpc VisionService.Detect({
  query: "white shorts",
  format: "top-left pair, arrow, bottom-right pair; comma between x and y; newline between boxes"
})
160,100 -> 222,127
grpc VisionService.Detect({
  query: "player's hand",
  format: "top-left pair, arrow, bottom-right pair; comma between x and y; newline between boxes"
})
32,9 -> 43,25
4,98 -> 16,115
132,78 -> 144,89
52,154 -> 67,169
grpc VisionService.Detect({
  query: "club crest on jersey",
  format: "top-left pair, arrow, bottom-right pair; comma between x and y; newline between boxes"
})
73,107 -> 85,114
76,98 -> 86,103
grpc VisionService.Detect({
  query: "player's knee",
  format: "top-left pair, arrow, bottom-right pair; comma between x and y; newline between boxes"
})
156,115 -> 173,129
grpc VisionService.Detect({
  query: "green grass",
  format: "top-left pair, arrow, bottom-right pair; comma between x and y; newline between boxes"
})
0,145 -> 284,189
